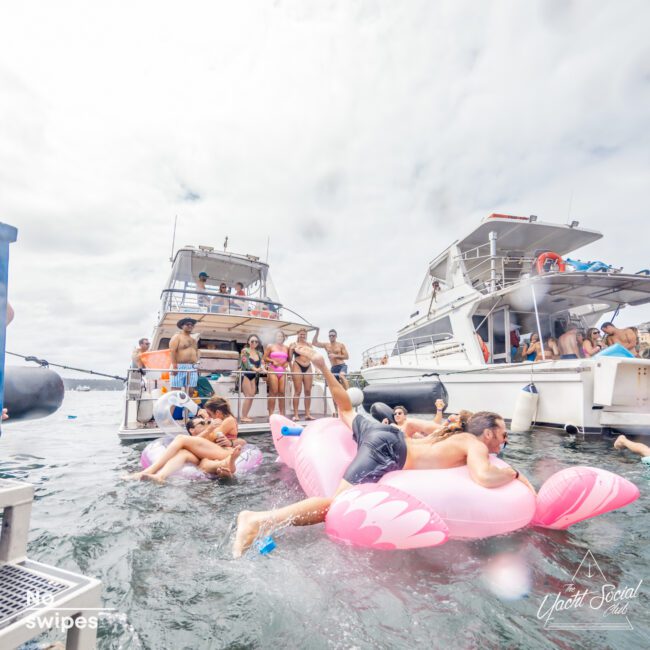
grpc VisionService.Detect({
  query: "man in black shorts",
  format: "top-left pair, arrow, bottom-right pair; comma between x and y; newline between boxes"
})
233,347 -> 532,557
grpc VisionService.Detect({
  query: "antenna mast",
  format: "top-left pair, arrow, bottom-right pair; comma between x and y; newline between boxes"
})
169,215 -> 178,262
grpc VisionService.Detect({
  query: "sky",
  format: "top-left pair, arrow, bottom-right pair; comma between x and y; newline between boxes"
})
1,0 -> 649,377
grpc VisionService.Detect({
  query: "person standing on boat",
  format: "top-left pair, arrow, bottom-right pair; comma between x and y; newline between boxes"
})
312,328 -> 350,389
601,322 -> 639,357
264,331 -> 290,416
522,333 -> 542,362
581,328 -> 603,357
131,337 -> 150,368
196,271 -> 212,311
558,325 -> 580,359
170,318 -> 199,391
289,328 -> 315,422
239,334 -> 265,423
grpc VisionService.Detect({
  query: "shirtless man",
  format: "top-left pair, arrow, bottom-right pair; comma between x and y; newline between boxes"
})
558,325 -> 580,359
232,346 -> 534,557
313,328 -> 349,389
601,322 -> 639,357
170,318 -> 199,391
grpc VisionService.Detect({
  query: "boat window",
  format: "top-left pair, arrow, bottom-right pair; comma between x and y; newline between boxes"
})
395,317 -> 452,353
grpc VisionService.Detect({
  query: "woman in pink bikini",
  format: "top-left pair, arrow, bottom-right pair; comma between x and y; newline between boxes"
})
263,331 -> 290,416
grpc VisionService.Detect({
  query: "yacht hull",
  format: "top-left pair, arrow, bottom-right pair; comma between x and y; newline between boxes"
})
362,357 -> 650,434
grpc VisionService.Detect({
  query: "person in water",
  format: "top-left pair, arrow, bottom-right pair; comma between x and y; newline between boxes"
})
232,346 -> 535,557
124,417 -> 240,484
201,397 -> 247,448
614,435 -> 650,459
238,334 -> 264,423
288,328 -> 315,421
312,328 -> 350,389
263,331 -> 290,416
170,318 -> 199,390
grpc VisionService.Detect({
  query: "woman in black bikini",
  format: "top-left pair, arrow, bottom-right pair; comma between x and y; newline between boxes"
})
239,334 -> 264,423
289,328 -> 315,421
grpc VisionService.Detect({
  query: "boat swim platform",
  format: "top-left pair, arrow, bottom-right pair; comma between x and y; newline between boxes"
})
0,479 -> 102,649
118,414 -> 327,442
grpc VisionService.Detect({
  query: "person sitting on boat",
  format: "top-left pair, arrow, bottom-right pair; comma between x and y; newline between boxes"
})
264,331 -> 290,417
210,282 -> 231,314
196,271 -> 212,310
170,319 -> 199,391
558,325 -> 580,359
131,337 -> 150,368
203,397 -> 247,448
522,333 -> 542,362
239,334 -> 265,423
232,346 -> 534,557
289,328 -> 315,422
581,328 -> 603,357
601,322 -> 639,357
312,328 -> 350,389
614,434 -> 650,460
124,416 -> 241,484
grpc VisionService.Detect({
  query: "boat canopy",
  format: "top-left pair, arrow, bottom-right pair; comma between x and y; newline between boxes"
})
457,215 -> 602,258
477,273 -> 650,313
164,248 -> 280,302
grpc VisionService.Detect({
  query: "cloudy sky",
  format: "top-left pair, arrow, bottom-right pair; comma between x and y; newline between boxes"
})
1,0 -> 649,377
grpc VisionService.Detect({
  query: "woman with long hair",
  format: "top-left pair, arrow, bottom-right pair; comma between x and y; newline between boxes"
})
239,334 -> 264,423
264,331 -> 290,416
523,333 -> 542,362
289,328 -> 315,421
582,327 -> 603,357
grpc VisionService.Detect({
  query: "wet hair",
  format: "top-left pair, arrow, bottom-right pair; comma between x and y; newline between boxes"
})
138,337 -> 149,345
437,409 -> 473,437
393,405 -> 408,415
205,397 -> 233,418
601,321 -> 614,330
466,411 -> 504,437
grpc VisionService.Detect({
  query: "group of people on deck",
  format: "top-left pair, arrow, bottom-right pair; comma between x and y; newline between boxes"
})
510,321 -> 640,362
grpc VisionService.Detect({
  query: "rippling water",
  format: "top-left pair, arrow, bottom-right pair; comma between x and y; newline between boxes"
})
1,391 -> 649,649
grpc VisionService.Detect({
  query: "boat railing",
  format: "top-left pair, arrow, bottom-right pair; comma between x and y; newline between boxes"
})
362,333 -> 468,368
160,289 -> 283,320
124,366 -> 334,426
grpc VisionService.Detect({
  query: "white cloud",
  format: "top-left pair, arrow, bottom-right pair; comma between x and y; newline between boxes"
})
1,0 -> 649,377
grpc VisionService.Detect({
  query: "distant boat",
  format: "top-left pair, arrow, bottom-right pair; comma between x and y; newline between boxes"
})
75,385 -> 91,392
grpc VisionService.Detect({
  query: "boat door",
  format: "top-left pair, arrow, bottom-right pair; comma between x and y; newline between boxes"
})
488,307 -> 511,364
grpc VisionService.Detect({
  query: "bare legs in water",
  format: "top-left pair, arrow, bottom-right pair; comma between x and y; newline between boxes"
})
614,435 -> 650,458
233,346 -> 355,557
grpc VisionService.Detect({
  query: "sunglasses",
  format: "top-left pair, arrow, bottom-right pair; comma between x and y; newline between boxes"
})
249,339 -> 260,344
193,419 -> 212,426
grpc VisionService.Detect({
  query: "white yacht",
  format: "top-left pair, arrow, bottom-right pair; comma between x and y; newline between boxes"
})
119,245 -> 332,441
361,214 -> 650,433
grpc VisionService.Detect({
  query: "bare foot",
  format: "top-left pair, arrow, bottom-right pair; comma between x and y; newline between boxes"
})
141,473 -> 165,485
201,446 -> 241,476
305,415 -> 315,420
292,414 -> 300,422
614,435 -> 628,450
123,471 -> 145,481
241,417 -> 253,423
233,510 -> 265,558
294,345 -> 327,372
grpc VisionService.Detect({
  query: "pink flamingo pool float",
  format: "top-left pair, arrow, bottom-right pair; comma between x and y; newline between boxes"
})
271,415 -> 639,550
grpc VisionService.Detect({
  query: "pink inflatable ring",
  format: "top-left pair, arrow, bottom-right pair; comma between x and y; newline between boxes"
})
270,415 -> 639,550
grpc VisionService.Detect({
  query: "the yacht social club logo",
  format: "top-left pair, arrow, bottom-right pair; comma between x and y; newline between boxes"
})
537,550 -> 642,630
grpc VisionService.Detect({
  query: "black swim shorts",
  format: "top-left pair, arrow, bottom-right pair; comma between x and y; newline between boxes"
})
343,415 -> 408,485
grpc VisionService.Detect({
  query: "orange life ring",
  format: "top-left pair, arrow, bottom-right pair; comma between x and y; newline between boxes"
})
535,251 -> 566,274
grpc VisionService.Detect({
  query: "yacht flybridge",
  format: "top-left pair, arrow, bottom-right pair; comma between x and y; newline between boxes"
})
361,214 -> 650,433
119,245 -> 332,441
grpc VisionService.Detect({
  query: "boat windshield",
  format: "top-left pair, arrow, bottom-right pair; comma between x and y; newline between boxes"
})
164,249 -> 280,302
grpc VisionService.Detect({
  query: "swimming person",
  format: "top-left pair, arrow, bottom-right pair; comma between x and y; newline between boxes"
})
264,331 -> 290,416
232,347 -> 534,557
289,328 -> 315,421
239,334 -> 264,423
170,318 -> 199,391
312,328 -> 350,389
614,435 -> 650,460
124,417 -> 240,484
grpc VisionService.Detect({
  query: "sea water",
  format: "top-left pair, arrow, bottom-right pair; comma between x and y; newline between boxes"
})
1,391 -> 649,649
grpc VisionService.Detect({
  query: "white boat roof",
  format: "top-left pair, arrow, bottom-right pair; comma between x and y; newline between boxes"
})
457,214 -> 602,257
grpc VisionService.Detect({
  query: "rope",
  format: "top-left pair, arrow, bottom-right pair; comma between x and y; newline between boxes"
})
6,351 -> 127,382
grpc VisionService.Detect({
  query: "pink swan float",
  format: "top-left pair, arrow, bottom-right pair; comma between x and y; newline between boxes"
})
270,415 -> 639,550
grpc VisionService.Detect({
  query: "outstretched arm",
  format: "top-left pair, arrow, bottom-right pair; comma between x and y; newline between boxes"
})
312,329 -> 327,349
